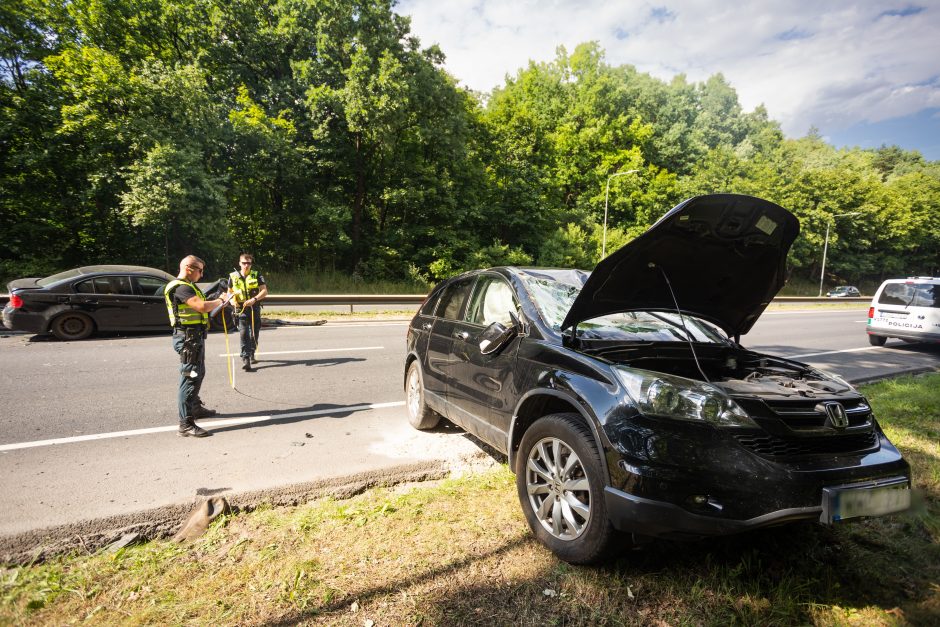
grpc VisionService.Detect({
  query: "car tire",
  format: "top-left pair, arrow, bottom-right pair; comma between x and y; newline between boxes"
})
51,312 -> 94,341
515,413 -> 615,565
868,334 -> 887,346
405,360 -> 440,430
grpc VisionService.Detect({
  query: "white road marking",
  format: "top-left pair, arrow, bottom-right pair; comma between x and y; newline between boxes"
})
762,309 -> 866,315
219,346 -> 385,358
0,402 -> 406,452
786,346 -> 880,359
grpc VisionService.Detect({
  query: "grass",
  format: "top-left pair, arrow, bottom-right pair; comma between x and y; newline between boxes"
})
259,302 -> 866,323
263,309 -> 419,321
2,373 -> 938,625
261,269 -> 429,295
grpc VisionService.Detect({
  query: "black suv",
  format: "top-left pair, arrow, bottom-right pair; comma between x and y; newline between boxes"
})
404,194 -> 911,564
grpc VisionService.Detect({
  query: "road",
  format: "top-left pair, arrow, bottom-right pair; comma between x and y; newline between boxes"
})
0,308 -> 936,558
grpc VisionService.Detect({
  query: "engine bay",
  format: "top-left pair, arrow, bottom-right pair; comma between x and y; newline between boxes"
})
583,342 -> 854,400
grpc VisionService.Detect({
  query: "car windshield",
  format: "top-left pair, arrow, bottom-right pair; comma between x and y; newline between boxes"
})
37,268 -> 84,286
521,275 -> 729,343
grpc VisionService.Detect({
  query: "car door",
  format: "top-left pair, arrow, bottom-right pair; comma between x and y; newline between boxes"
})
422,276 -> 474,407
132,275 -> 172,329
75,275 -> 138,330
447,274 -> 521,448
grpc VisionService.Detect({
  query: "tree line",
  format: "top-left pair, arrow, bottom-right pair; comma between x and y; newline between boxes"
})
2,0 -> 938,287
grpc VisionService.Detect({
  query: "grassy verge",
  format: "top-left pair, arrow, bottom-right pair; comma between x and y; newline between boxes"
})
263,309 -> 418,321
261,302 -> 866,322
765,301 -> 867,311
3,374 -> 938,625
261,270 -> 429,295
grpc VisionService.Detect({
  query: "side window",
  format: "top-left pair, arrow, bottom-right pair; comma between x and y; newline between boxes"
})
466,276 -> 518,326
419,286 -> 444,316
91,276 -> 134,295
436,278 -> 473,321
74,280 -> 95,294
134,276 -> 169,296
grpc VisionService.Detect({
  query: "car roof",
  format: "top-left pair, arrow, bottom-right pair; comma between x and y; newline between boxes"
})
72,265 -> 173,276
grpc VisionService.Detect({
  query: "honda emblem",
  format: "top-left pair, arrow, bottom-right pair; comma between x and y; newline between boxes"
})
824,402 -> 849,429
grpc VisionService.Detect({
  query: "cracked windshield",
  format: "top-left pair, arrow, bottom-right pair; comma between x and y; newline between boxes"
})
522,276 -> 728,343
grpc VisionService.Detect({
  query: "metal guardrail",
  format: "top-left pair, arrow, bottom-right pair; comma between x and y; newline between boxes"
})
0,293 -> 428,313
772,296 -> 870,303
0,294 -> 870,310
258,294 -> 872,312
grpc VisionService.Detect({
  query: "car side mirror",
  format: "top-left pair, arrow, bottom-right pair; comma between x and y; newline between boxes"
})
479,317 -> 519,355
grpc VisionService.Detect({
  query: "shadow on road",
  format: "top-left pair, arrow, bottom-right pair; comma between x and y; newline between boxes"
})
207,400 -> 380,435
247,356 -> 365,371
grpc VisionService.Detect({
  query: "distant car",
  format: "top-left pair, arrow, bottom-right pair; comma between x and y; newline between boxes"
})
3,265 -> 177,340
867,277 -> 940,346
826,286 -> 860,298
405,194 -> 911,564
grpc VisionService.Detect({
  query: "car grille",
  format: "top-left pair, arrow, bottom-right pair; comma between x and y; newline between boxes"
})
732,397 -> 878,459
733,431 -> 878,458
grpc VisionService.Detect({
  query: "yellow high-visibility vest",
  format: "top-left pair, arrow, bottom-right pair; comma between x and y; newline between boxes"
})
164,279 -> 209,328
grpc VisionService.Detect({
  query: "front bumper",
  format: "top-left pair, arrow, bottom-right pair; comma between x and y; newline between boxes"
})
605,474 -> 910,539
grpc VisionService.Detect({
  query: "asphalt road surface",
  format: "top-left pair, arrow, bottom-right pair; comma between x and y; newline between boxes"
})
0,308 -> 936,556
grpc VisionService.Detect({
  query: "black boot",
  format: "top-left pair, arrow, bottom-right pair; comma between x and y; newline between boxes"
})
178,419 -> 211,438
192,403 -> 218,418
242,357 -> 253,372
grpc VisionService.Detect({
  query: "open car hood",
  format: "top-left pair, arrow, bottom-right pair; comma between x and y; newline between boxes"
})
561,194 -> 800,338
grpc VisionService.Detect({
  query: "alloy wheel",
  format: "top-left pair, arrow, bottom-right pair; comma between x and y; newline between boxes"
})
406,366 -> 421,419
525,436 -> 591,540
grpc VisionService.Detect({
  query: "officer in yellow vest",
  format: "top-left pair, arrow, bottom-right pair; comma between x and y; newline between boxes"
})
165,255 -> 231,438
228,253 -> 268,372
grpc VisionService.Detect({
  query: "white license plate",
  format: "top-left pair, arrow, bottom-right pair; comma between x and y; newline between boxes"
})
878,311 -> 908,319
822,482 -> 910,523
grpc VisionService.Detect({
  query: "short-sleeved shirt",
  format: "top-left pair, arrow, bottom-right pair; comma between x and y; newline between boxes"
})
173,283 -> 197,306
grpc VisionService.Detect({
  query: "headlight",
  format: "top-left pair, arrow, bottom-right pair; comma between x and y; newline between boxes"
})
613,367 -> 756,428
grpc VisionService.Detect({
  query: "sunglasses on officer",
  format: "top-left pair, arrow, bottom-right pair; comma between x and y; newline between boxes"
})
188,264 -> 204,274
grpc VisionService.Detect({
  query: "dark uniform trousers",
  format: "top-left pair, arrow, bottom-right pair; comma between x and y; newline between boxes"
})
172,328 -> 206,424
237,304 -> 262,359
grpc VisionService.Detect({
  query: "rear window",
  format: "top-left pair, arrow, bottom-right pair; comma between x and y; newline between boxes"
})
877,283 -> 940,308
37,268 -> 83,287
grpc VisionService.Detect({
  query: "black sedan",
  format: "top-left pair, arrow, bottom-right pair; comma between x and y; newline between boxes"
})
404,193 -> 911,564
3,265 -> 178,340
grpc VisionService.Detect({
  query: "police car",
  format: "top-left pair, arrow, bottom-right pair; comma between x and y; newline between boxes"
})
867,277 -> 940,346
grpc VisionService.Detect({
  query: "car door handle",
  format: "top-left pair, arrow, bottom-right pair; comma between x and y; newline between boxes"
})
454,331 -> 469,340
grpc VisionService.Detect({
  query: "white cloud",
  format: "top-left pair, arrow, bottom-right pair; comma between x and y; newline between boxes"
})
396,1 -> 940,138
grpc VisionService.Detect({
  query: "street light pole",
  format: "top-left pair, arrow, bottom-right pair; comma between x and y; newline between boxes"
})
818,211 -> 862,297
602,169 -> 639,258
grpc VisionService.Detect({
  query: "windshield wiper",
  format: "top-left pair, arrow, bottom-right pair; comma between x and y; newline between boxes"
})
645,311 -> 697,341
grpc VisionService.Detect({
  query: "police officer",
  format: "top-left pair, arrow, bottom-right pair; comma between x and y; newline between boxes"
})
165,255 -> 231,438
228,253 -> 268,372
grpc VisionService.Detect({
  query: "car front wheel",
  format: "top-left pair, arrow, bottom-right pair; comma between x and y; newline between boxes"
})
405,361 -> 440,430
516,413 -> 615,564
868,334 -> 887,346
51,312 -> 94,341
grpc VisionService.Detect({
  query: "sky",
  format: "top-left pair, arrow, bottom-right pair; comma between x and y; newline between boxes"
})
395,1 -> 940,161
